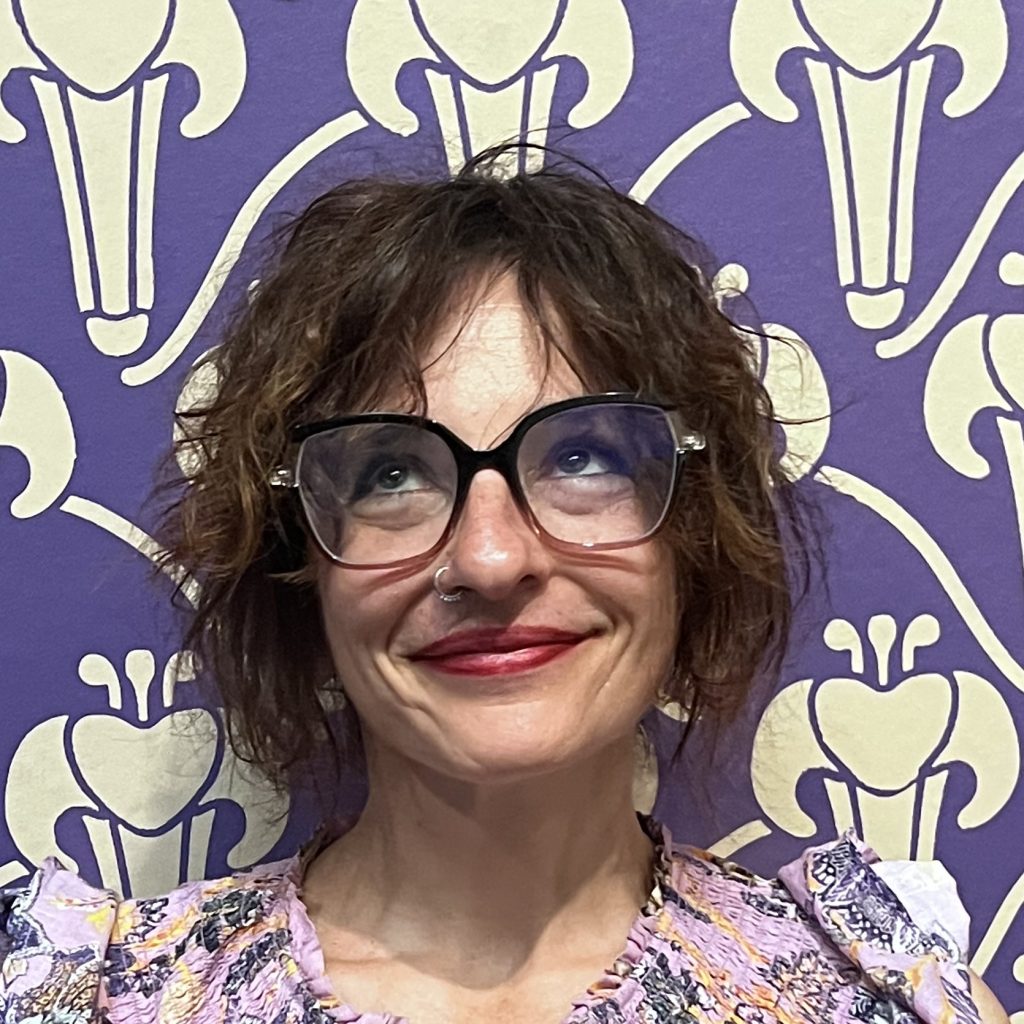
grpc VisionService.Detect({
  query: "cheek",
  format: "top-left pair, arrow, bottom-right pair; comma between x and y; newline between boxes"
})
315,565 -> 401,676
629,547 -> 680,670
313,565 -> 421,684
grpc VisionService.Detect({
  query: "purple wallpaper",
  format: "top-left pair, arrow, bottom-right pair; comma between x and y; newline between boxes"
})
0,0 -> 1020,1012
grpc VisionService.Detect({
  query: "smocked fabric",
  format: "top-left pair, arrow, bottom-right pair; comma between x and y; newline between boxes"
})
0,814 -> 979,1023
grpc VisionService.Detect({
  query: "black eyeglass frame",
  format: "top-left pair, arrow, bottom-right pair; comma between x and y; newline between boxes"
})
270,392 -> 707,569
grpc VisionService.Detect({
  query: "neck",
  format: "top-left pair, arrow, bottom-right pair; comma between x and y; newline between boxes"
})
303,733 -> 656,972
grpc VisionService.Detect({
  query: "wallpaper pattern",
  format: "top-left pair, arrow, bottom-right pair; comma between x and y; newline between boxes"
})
0,0 -> 1021,1013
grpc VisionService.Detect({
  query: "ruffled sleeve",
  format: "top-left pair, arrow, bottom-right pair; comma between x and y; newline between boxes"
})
778,832 -> 981,1024
0,858 -> 117,1023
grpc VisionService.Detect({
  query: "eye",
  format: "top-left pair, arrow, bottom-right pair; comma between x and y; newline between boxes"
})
352,457 -> 430,500
375,463 -> 414,490
548,441 -> 625,477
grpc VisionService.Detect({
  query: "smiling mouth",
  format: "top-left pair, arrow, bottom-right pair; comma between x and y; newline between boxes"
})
413,642 -> 583,676
409,628 -> 594,678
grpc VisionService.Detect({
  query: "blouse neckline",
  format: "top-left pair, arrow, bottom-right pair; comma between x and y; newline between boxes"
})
280,811 -> 676,1023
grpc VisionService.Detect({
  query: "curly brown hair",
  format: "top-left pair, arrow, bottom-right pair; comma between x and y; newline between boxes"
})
154,144 -> 815,793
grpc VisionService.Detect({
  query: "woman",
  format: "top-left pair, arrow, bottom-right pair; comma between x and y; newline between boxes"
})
0,147 -> 1008,1024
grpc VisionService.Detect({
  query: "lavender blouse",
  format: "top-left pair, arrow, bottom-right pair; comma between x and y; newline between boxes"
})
0,813 -> 979,1023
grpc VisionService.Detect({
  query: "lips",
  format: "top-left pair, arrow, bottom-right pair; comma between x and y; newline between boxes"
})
409,627 -> 593,677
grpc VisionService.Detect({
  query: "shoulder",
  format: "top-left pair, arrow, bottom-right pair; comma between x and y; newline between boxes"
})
104,857 -> 310,1020
657,839 -> 864,987
660,839 -> 807,931
658,830 -> 1004,1024
1,855 -> 306,1023
109,856 -> 296,949
1,858 -> 120,1023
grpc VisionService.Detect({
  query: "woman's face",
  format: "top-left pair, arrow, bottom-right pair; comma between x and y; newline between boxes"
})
316,275 -> 679,782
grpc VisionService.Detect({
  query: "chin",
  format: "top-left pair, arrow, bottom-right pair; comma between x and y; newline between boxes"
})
428,735 -> 584,783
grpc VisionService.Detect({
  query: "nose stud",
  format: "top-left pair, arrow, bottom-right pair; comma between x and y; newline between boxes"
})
433,565 -> 463,603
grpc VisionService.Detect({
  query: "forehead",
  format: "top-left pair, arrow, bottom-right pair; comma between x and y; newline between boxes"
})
418,274 -> 585,447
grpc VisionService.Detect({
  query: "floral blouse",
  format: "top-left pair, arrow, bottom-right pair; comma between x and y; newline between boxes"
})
0,813 -> 979,1023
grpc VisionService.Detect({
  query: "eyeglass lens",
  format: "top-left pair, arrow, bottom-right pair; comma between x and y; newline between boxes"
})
296,403 -> 679,566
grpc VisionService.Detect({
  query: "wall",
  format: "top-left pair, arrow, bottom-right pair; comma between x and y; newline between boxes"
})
0,0 -> 1020,1012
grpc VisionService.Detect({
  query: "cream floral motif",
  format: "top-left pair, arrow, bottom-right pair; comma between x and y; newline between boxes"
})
0,0 -> 246,356
751,613 -> 1018,862
3,648 -> 289,898
925,253 -> 1024,574
730,0 -> 1008,330
347,0 -> 633,173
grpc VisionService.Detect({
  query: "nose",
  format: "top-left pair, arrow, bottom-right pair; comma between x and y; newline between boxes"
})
442,469 -> 552,602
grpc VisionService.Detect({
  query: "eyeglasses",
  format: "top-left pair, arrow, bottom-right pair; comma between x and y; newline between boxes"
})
270,393 -> 706,569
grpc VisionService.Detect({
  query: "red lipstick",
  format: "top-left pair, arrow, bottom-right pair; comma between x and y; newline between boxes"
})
410,627 -> 592,677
